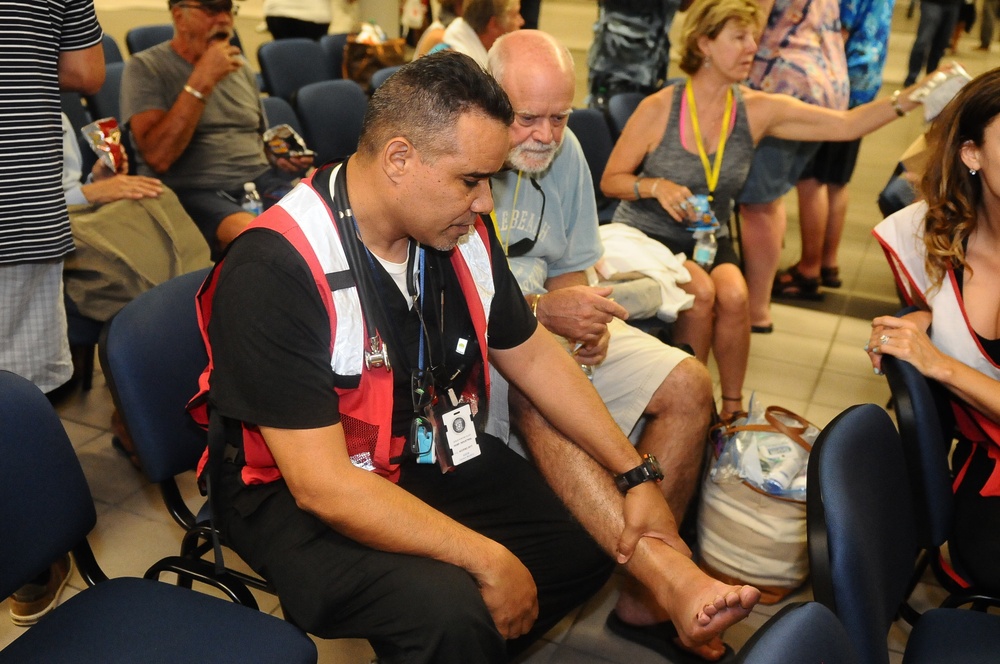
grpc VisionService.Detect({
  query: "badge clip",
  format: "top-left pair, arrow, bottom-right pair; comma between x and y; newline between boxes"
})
364,336 -> 391,371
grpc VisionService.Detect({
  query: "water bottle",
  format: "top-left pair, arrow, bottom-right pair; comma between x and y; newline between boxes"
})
693,230 -> 717,268
242,182 -> 263,217
763,453 -> 805,494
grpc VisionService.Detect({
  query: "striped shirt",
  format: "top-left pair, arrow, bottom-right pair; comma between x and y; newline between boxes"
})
0,0 -> 102,263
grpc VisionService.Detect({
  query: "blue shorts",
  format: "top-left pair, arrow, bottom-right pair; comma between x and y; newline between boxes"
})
737,137 -> 820,204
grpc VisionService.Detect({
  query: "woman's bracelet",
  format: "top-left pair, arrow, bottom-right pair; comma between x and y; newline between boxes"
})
633,177 -> 642,200
890,89 -> 906,117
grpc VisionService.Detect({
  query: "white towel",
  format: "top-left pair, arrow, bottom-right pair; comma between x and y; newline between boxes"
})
596,223 -> 695,322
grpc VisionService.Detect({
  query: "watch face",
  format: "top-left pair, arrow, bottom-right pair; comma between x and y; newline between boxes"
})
644,454 -> 664,481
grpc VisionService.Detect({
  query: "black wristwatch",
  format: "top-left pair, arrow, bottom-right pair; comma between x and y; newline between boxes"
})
614,453 -> 664,494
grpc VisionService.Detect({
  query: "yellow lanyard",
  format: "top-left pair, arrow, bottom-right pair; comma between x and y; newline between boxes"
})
685,78 -> 732,203
489,170 -> 524,256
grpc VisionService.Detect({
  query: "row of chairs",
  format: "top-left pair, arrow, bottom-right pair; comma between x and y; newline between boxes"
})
0,370 -> 317,662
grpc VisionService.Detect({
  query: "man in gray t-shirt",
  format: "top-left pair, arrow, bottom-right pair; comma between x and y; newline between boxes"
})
122,0 -> 312,252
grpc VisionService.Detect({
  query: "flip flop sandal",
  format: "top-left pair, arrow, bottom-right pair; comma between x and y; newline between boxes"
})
820,266 -> 842,288
605,612 -> 736,663
772,264 -> 823,301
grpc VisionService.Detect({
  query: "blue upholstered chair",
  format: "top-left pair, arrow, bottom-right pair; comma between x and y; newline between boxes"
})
99,269 -> 275,601
295,79 -> 368,165
257,38 -> 330,103
320,32 -> 349,79
566,107 -> 618,223
124,24 -> 174,54
262,95 -> 306,138
369,64 -> 402,93
807,404 -> 1000,664
735,601 -> 857,664
0,370 -> 317,664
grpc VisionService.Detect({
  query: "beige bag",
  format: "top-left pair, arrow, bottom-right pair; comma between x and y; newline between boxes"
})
64,187 -> 212,322
697,406 -> 815,604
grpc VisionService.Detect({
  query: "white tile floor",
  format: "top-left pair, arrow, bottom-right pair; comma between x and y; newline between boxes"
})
4,1 -> 1000,661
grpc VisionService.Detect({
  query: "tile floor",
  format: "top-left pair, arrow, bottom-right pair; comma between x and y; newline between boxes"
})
3,0 -> 999,661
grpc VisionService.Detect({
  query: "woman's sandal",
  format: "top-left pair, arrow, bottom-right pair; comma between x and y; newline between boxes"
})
820,266 -> 842,288
719,396 -> 747,426
772,264 -> 823,301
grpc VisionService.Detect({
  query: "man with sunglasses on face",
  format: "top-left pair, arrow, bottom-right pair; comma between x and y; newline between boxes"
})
486,31 -> 742,662
122,0 -> 313,257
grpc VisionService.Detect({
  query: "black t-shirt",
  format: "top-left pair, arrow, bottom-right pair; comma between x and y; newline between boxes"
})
207,213 -> 536,444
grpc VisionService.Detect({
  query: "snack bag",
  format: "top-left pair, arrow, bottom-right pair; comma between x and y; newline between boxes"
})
263,124 -> 314,161
81,117 -> 125,172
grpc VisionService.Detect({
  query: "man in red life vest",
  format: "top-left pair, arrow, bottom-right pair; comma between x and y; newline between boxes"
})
194,51 -> 758,663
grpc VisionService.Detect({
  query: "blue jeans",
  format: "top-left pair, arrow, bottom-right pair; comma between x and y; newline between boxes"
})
906,2 -> 961,85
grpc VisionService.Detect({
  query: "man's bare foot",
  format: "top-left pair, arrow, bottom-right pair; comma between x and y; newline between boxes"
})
623,537 -> 761,648
679,583 -> 760,646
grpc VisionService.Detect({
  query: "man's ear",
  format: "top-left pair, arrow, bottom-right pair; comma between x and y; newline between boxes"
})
382,136 -> 416,183
960,139 -> 981,173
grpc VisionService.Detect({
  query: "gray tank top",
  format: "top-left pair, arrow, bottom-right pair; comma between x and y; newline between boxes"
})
612,83 -> 754,248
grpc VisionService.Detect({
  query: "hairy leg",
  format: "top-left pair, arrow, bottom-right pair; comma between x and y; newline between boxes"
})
634,357 -> 713,519
739,199 -> 786,329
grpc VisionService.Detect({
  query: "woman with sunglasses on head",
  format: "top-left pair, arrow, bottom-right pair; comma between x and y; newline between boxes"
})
869,68 -> 1000,596
602,0 -> 939,422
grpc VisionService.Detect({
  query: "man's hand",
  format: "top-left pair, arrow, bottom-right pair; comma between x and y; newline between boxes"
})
573,327 -> 611,366
616,481 -> 691,564
536,285 -> 629,345
190,40 -> 243,91
81,174 -> 164,204
472,542 -> 539,639
272,153 -> 314,175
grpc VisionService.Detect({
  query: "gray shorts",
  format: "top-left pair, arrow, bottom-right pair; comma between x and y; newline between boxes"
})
737,137 -> 821,204
0,259 -> 72,392
487,317 -> 691,456
174,168 -> 297,252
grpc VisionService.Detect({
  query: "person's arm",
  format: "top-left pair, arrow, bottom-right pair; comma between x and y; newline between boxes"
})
58,43 -> 104,94
746,68 -> 941,143
868,313 -> 1000,421
532,271 -> 625,364
129,41 -> 243,174
79,160 -> 164,204
600,88 -> 695,222
261,423 -> 539,639
493,325 -> 687,558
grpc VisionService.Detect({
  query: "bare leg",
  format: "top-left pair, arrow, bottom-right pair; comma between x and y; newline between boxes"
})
512,393 -> 759,658
633,357 -> 713,519
709,264 -> 749,418
739,199 -> 786,329
215,211 -> 255,251
795,178 -> 828,279
671,262 -> 716,364
822,183 -> 849,271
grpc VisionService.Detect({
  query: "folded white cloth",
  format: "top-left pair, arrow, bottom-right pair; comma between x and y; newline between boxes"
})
596,223 -> 694,322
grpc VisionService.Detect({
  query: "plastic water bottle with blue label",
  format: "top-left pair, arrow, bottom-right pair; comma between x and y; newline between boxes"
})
242,182 -> 263,217
693,230 -> 717,268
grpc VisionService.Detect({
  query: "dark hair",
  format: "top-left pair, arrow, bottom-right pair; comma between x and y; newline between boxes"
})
358,50 -> 513,160
920,67 -> 1000,288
